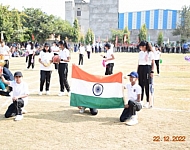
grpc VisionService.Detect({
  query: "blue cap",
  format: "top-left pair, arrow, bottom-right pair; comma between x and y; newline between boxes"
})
128,71 -> 138,78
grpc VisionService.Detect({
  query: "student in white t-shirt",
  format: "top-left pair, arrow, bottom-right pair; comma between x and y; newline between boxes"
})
120,71 -> 142,126
38,43 -> 54,96
137,41 -> 154,108
101,43 -> 115,75
27,42 -> 36,70
0,71 -> 29,121
57,40 -> 71,97
154,45 -> 161,75
78,43 -> 85,65
0,40 -> 10,69
86,43 -> 91,59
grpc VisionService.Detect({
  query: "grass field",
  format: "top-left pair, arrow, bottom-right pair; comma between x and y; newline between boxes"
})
0,52 -> 190,150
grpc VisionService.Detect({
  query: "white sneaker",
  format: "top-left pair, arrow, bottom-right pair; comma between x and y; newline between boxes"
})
79,107 -> 86,113
67,91 -> 71,97
46,91 -> 50,95
143,102 -> 149,108
15,115 -> 23,121
39,92 -> 42,96
58,92 -> 66,96
126,116 -> 138,126
140,101 -> 144,106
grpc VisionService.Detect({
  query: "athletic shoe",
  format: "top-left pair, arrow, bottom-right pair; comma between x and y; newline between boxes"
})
79,107 -> 86,113
39,92 -> 42,96
67,91 -> 71,97
14,115 -> 23,121
46,91 -> 50,95
140,101 -> 144,106
143,102 -> 149,108
126,115 -> 138,126
58,92 -> 66,96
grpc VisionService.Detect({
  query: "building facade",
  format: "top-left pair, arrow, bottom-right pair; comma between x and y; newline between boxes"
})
65,0 -> 118,41
118,9 -> 181,42
119,9 -> 180,30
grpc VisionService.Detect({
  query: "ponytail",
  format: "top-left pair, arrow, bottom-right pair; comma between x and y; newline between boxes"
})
146,42 -> 153,52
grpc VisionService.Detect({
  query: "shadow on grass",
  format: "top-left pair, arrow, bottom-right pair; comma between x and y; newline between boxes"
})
25,108 -> 122,126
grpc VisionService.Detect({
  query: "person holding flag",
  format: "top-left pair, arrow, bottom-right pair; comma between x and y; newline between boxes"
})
120,71 -> 142,125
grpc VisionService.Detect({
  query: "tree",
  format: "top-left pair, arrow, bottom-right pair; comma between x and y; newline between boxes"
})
79,34 -> 85,44
9,9 -> 26,42
72,18 -> 80,43
85,28 -> 94,45
139,24 -> 147,41
53,17 -> 73,41
21,8 -> 57,43
157,32 -> 163,46
0,4 -> 74,43
110,29 -> 123,44
173,5 -> 190,42
0,4 -> 14,41
123,26 -> 130,44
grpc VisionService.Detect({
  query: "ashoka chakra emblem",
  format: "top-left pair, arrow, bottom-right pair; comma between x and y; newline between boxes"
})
92,83 -> 103,96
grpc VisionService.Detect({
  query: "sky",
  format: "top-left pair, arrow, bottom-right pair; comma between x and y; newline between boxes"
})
0,0 -> 189,19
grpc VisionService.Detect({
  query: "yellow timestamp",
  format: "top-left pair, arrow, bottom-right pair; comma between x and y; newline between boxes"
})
153,136 -> 186,142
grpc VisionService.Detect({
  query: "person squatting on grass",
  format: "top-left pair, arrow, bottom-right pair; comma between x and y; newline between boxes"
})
0,71 -> 29,121
120,71 -> 142,126
137,41 -> 154,108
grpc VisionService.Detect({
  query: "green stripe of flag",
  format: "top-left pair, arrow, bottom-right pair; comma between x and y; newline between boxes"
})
70,93 -> 124,109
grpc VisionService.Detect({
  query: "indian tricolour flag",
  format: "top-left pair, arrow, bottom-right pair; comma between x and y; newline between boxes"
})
70,65 -> 124,109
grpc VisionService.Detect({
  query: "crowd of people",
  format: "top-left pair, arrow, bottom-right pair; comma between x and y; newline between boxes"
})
115,42 -> 190,54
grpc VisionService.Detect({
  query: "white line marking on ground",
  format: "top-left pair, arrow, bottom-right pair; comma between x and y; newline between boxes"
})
152,107 -> 190,113
0,98 -> 11,111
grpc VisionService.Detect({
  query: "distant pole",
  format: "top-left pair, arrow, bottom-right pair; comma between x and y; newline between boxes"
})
1,31 -> 4,41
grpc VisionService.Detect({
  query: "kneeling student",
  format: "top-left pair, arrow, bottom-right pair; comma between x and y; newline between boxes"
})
0,71 -> 29,121
78,107 -> 98,115
120,71 -> 142,126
